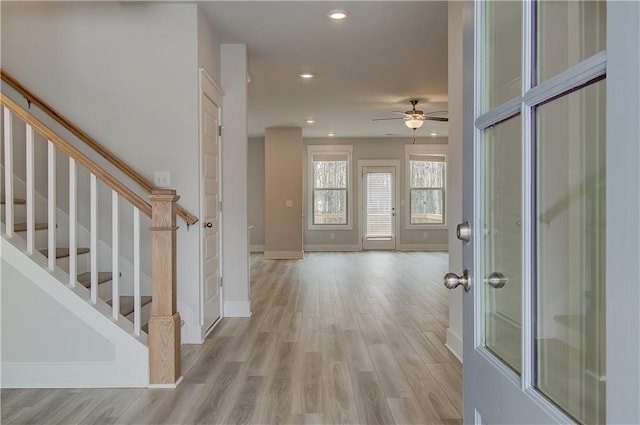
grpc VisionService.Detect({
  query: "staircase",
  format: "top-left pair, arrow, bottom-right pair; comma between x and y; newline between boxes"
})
3,199 -> 153,332
1,73 -> 192,387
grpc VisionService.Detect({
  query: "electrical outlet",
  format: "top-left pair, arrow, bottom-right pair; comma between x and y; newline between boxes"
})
423,231 -> 429,240
330,232 -> 335,240
285,200 -> 293,207
154,171 -> 171,187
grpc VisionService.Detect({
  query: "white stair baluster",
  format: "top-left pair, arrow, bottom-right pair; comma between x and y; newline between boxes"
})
69,158 -> 77,287
3,107 -> 13,237
133,207 -> 141,336
112,190 -> 120,320
47,141 -> 56,271
90,173 -> 98,303
25,124 -> 35,254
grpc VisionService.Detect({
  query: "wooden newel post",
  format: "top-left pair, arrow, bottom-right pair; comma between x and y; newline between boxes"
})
148,189 -> 182,386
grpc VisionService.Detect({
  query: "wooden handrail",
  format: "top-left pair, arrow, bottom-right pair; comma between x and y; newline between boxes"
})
0,70 -> 198,226
1,94 -> 152,219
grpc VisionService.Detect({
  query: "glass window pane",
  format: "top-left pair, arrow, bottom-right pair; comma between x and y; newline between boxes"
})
314,160 -> 347,189
536,0 -> 606,83
366,172 -> 393,237
536,80 -> 606,424
484,1 -> 522,111
483,114 -> 522,374
410,189 -> 443,224
410,159 -> 444,188
313,189 -> 347,224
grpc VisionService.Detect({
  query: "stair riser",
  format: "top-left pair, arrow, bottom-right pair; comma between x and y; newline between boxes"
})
124,300 -> 152,327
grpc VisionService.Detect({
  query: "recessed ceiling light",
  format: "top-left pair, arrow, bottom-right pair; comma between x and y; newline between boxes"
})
328,10 -> 348,20
328,133 -> 335,137
430,132 -> 438,137
306,119 -> 316,124
299,73 -> 315,79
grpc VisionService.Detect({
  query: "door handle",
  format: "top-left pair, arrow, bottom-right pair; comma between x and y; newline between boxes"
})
443,269 -> 470,292
204,222 -> 213,228
456,221 -> 471,242
485,272 -> 507,288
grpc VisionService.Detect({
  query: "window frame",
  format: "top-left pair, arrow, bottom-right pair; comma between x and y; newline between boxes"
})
307,145 -> 353,230
404,144 -> 448,230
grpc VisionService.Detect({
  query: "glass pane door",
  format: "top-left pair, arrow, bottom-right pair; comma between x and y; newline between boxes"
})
362,166 -> 396,250
535,79 -> 606,424
482,114 -> 522,374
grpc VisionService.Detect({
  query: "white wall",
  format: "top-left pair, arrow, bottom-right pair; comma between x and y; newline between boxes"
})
446,1 -> 464,361
1,237 -> 149,388
220,44 -> 251,318
1,2 -> 221,343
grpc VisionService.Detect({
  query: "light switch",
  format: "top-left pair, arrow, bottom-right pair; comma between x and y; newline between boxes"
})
154,171 -> 171,187
285,200 -> 293,207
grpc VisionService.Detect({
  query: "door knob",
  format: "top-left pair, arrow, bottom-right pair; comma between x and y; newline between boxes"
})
456,221 -> 471,242
443,269 -> 470,292
486,272 -> 507,288
204,222 -> 213,228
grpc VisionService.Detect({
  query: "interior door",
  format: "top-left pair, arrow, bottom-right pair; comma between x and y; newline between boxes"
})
445,1 -> 615,423
201,72 -> 221,334
362,166 -> 396,250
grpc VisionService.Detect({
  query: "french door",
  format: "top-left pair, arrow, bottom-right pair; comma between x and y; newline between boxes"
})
446,1 -> 640,423
360,163 -> 398,250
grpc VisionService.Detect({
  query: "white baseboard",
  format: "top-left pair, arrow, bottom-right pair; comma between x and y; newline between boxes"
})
250,244 -> 265,252
1,361 -> 149,388
397,243 -> 449,252
149,376 -> 183,389
446,328 -> 463,363
263,251 -> 303,259
224,300 -> 252,317
181,323 -> 205,344
303,244 -> 361,252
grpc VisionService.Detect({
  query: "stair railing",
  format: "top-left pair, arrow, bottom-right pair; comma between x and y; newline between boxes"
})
0,69 -> 198,227
1,94 -> 181,386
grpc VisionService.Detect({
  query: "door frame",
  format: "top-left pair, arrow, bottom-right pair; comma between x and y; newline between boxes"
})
357,159 -> 400,251
459,1 -> 640,423
198,68 -> 224,341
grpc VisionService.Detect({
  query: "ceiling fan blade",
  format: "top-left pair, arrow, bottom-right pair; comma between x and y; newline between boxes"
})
423,116 -> 449,122
425,110 -> 448,116
372,117 -> 404,121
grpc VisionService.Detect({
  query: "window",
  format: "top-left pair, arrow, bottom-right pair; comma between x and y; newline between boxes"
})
405,145 -> 447,227
307,145 -> 353,230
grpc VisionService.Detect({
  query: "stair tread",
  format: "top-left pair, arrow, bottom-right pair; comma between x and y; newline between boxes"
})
14,222 -> 48,232
77,272 -> 113,288
1,198 -> 26,205
106,296 -> 152,317
39,247 -> 90,259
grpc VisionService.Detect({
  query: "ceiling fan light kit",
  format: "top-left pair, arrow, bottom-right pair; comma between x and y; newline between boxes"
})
372,99 -> 448,137
405,118 -> 424,130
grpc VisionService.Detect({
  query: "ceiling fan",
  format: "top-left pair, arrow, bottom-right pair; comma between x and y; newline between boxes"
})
373,100 -> 448,131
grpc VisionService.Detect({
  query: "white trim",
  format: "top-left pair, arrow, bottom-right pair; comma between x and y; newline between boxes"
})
523,50 -> 606,108
475,97 -> 522,130
198,68 -> 223,335
397,243 -> 448,252
250,244 -> 265,252
358,160 -> 401,251
307,145 -> 353,231
149,376 -> 183,389
223,300 -> 252,317
263,251 -> 304,259
404,144 -> 449,230
303,244 -> 361,252
446,328 -> 464,363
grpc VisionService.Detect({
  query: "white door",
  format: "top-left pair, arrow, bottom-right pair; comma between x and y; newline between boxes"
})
362,165 -> 397,250
445,1 -> 640,423
200,71 -> 222,334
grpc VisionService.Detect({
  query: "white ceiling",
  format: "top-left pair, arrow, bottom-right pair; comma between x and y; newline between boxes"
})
199,1 -> 448,139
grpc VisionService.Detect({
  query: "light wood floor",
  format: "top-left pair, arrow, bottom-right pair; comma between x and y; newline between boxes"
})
1,251 -> 462,425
